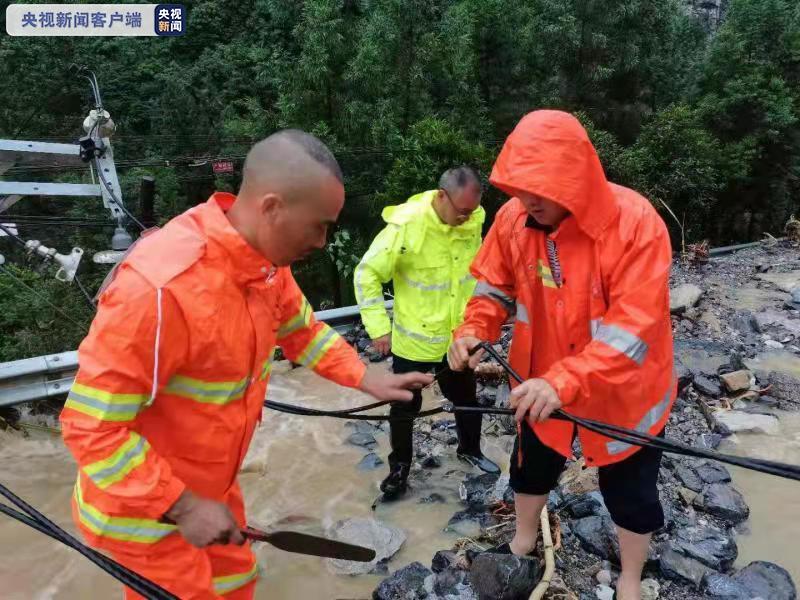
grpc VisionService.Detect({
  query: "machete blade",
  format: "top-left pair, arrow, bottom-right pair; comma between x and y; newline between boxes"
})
241,527 -> 376,562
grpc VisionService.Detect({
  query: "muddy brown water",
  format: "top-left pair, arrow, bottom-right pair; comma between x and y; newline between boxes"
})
0,363 -> 508,599
3,354 -> 799,597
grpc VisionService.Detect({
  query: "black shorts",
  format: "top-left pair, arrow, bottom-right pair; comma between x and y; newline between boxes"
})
509,424 -> 665,534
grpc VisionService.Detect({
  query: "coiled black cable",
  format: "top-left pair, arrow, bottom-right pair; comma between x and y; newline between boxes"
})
0,482 -> 178,599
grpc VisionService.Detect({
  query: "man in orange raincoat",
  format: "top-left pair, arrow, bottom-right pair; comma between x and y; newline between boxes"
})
60,130 -> 431,599
449,111 -> 675,600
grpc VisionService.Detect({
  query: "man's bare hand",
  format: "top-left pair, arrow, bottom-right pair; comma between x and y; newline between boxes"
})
165,490 -> 244,548
372,334 -> 391,356
447,336 -> 484,372
359,370 -> 433,402
510,378 -> 562,423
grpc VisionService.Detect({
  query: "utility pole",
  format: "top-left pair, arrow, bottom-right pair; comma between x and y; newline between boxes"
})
139,176 -> 156,228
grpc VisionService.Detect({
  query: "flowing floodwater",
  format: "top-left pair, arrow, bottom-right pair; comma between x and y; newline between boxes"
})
723,411 -> 800,582
0,362 -> 508,599
723,350 -> 800,583
3,354 -> 800,598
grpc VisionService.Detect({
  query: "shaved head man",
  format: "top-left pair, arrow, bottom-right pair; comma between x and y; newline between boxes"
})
228,129 -> 345,265
60,129 -> 431,599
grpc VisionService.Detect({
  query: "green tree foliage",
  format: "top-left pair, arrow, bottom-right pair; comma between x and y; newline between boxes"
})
1,0 -> 800,360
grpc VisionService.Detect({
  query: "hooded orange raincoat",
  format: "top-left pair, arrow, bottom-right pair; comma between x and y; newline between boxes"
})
456,111 -> 675,467
60,193 -> 367,599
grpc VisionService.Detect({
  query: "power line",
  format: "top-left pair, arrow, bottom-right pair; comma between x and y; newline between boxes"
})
94,158 -> 145,230
0,264 -> 89,330
0,223 -> 28,248
74,274 -> 97,310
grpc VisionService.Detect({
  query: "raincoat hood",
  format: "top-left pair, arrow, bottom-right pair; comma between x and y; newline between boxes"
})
489,110 -> 619,239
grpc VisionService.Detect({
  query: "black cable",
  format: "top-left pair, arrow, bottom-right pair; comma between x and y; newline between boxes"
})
0,222 -> 29,248
262,343 -> 800,483
0,504 -> 174,599
0,484 -> 177,600
0,265 -> 90,330
74,274 -> 97,309
93,158 -> 146,231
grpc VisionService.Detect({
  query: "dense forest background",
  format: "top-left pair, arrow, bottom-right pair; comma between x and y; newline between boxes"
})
0,0 -> 799,361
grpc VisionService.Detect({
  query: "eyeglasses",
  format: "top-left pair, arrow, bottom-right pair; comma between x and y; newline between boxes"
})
441,189 -> 477,218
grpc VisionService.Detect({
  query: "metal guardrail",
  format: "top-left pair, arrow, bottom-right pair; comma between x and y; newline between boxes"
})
0,301 -> 391,408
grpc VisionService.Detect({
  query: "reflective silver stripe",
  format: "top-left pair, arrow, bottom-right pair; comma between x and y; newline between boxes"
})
85,436 -> 147,486
593,323 -> 648,365
394,321 -> 449,344
516,303 -> 530,324
590,319 -> 601,337
459,274 -> 476,286
473,281 -> 515,313
354,246 -> 384,303
606,384 -> 674,455
297,327 -> 338,368
398,273 -> 450,292
358,297 -> 384,309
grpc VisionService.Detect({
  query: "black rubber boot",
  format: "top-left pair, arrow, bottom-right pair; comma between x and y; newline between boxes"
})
380,463 -> 410,500
457,451 -> 501,475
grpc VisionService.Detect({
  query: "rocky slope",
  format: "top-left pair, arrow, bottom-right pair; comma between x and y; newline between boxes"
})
345,239 -> 800,600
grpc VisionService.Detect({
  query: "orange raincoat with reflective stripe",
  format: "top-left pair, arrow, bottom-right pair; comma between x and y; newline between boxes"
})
60,193 -> 366,566
456,111 -> 675,467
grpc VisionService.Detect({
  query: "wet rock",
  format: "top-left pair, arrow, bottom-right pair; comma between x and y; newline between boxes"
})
765,339 -> 786,350
347,431 -> 378,450
469,553 -> 541,600
478,385 -> 499,407
573,516 -> 619,563
641,578 -> 660,600
672,524 -> 738,570
659,546 -> 712,586
419,493 -> 447,505
732,311 -> 759,335
595,584 -> 615,600
731,560 -> 797,600
559,459 -> 600,495
754,310 -> 800,336
564,491 -> 607,518
459,472 -> 501,508
703,572 -> 751,598
356,338 -> 371,352
434,567 -> 476,598
596,569 -> 613,585
678,487 -> 699,506
712,410 -> 779,435
346,420 -> 380,434
676,362 -> 694,392
373,561 -> 432,600
719,370 -> 752,393
693,375 -> 722,397
422,455 -> 442,469
695,462 -> 731,485
327,517 -> 406,576
358,453 -> 385,471
766,371 -> 800,406
674,463 -> 704,492
445,508 -> 500,537
432,550 -> 459,573
758,395 -> 780,408
694,484 -> 750,524
670,284 -> 704,315
697,433 -> 723,450
754,270 -> 800,293
366,348 -> 386,362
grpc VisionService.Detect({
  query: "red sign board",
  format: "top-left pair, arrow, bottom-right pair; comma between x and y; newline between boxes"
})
212,160 -> 234,174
